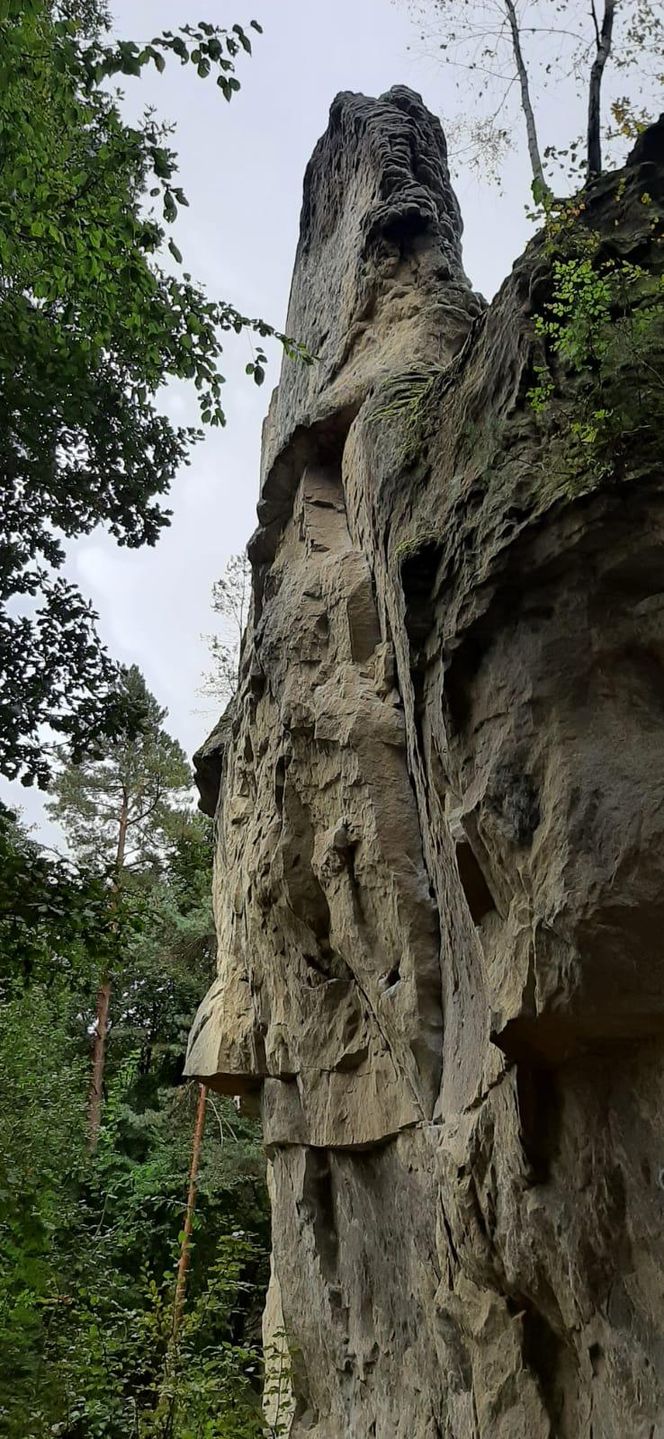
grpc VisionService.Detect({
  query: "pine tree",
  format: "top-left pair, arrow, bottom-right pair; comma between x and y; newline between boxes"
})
47,666 -> 192,1149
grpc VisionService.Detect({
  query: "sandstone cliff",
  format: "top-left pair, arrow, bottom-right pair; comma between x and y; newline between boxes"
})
187,88 -> 664,1437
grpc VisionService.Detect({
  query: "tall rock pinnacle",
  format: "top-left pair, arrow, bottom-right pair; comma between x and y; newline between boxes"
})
253,86 -> 482,562
188,89 -> 664,1437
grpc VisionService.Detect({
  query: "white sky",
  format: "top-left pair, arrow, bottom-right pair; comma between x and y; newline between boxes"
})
3,0 -> 646,844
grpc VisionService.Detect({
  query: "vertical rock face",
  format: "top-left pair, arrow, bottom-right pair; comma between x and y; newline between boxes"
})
187,89 -> 664,1437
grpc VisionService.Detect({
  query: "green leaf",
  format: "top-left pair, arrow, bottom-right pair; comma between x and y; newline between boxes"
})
0,0 -> 290,790
151,147 -> 172,180
233,24 -> 252,53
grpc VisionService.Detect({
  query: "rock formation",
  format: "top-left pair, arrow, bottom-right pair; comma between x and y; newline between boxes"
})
186,87 -> 664,1437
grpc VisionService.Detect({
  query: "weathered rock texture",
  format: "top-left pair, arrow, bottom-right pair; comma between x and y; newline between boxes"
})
187,88 -> 664,1437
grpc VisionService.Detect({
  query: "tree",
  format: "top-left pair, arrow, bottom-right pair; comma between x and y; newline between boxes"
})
503,0 -> 546,191
0,807 -> 270,1439
171,1084 -> 208,1346
397,0 -> 663,194
0,800 -> 120,989
47,665 -> 192,1149
587,0 -> 617,177
0,790 -> 271,1437
0,0 -> 309,788
156,1080 -> 209,1436
201,552 -> 251,704
48,667 -> 192,870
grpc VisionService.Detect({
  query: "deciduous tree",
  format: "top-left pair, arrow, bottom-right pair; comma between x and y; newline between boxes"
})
396,0 -> 663,194
201,552 -> 252,704
0,803 -> 270,1439
0,0 -> 307,787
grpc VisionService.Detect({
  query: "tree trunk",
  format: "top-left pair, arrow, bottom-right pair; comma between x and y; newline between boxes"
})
171,1082 -> 208,1344
587,0 -> 617,178
504,0 -> 549,194
86,791 -> 129,1153
154,1085 -> 208,1436
87,977 -> 112,1154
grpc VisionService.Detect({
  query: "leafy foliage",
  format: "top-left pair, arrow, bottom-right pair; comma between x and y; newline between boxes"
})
397,0 -> 663,193
0,800 -> 118,986
201,554 -> 252,705
0,668 -> 289,1433
527,193 -> 664,483
0,0 -> 310,787
0,797 -> 275,1438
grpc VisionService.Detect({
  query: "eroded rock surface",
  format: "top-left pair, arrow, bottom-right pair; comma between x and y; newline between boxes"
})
187,88 -> 664,1437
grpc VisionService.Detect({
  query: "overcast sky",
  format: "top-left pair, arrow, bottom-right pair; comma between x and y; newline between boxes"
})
4,0 -> 644,844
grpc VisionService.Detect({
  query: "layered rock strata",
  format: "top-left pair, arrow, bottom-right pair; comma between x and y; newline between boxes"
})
187,88 -> 664,1437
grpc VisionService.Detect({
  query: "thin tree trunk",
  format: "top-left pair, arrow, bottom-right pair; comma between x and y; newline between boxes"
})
504,0 -> 548,193
171,1083 -> 208,1344
86,790 -> 129,1153
87,978 -> 112,1153
587,0 -> 617,178
155,1085 -> 208,1436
